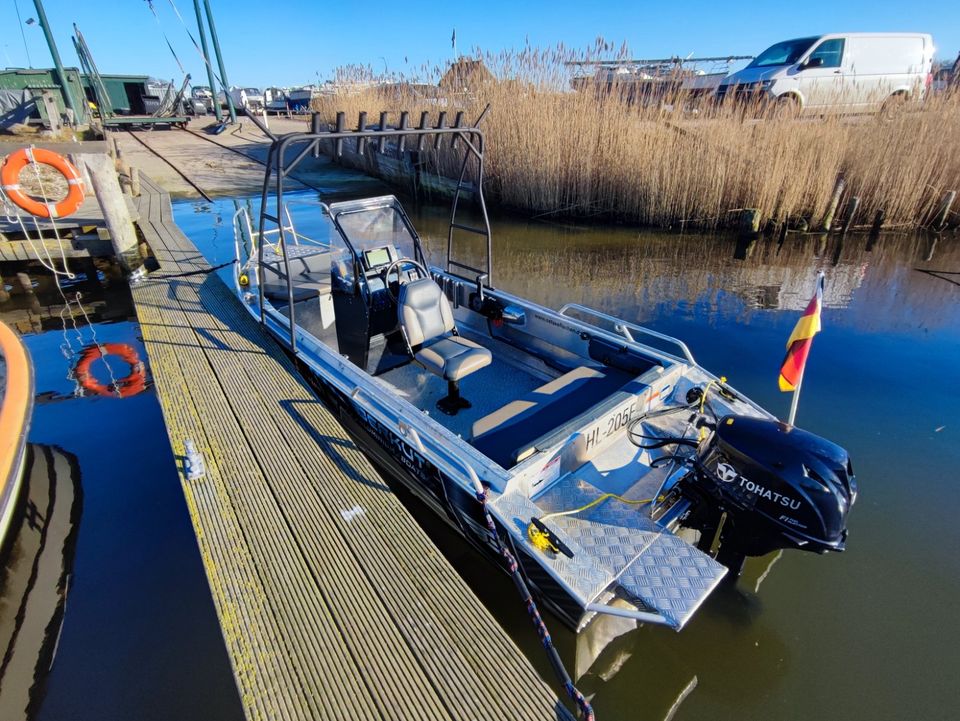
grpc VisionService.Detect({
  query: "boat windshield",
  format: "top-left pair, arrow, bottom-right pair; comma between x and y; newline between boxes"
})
244,88 -> 261,95
331,199 -> 421,261
747,37 -> 818,68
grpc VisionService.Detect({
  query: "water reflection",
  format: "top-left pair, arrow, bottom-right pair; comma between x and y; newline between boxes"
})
0,445 -> 82,721
410,206 -> 960,334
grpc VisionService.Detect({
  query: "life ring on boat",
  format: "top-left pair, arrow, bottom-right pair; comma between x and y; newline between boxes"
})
73,343 -> 147,398
0,148 -> 85,219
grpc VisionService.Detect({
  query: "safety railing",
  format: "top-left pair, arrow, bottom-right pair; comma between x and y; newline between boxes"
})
558,303 -> 696,364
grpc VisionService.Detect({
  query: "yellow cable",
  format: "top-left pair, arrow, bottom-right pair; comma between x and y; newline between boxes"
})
527,493 -> 655,554
697,376 -> 727,441
529,376 -> 730,553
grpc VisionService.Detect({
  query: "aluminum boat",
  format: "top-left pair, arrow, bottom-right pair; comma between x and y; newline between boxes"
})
231,117 -> 857,632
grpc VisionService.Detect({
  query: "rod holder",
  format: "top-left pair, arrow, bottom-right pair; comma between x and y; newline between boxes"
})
357,111 -> 367,155
434,111 -> 447,150
416,111 -> 429,151
334,112 -> 345,157
378,111 -> 389,153
311,112 -> 323,157
397,111 -> 410,154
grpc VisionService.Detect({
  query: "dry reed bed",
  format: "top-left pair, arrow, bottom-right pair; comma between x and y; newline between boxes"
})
314,47 -> 960,230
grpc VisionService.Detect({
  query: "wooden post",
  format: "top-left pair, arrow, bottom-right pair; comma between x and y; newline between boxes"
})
820,176 -> 846,232
738,208 -> 761,238
83,153 -> 140,271
869,209 -> 885,239
68,152 -> 94,197
931,190 -> 956,231
839,196 -> 860,236
130,166 -> 141,197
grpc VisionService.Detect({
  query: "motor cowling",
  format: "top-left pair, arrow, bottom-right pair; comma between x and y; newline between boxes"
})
685,415 -> 857,561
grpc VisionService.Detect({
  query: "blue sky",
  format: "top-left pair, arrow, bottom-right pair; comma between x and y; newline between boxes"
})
2,0 -> 957,87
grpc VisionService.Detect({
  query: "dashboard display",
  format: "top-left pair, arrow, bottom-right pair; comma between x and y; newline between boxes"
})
364,247 -> 391,269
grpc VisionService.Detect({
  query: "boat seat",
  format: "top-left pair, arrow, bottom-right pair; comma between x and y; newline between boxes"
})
263,249 -> 335,303
471,365 -> 632,468
398,277 -> 492,415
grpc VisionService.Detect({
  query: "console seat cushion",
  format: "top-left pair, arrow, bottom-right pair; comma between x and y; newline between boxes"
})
263,249 -> 335,303
416,336 -> 492,381
471,365 -> 630,468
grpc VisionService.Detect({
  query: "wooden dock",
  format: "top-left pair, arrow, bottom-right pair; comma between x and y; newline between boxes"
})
129,174 -> 573,721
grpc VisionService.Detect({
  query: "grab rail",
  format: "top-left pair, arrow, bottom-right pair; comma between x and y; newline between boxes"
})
558,303 -> 696,364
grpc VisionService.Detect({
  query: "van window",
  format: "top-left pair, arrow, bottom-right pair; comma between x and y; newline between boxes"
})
748,37 -> 818,68
808,39 -> 845,68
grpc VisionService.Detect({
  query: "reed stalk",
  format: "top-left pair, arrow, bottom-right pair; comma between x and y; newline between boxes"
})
313,44 -> 960,230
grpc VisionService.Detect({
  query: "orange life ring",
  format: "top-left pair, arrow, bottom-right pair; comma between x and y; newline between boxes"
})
73,343 -> 147,398
1,147 -> 85,219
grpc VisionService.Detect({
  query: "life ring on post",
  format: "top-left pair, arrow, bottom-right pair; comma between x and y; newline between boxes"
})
0,148 -> 85,219
73,343 -> 147,398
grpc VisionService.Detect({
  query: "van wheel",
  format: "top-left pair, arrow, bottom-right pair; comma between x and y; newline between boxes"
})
772,95 -> 801,121
880,93 -> 908,121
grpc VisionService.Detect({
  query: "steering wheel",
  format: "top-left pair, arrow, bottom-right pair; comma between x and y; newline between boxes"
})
382,258 -> 429,302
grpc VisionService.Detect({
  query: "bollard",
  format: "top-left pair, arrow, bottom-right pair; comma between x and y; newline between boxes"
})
839,196 -> 860,236
930,190 -> 956,231
820,176 -> 846,232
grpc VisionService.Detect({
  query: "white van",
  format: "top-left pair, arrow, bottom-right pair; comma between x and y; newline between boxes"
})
717,33 -> 935,116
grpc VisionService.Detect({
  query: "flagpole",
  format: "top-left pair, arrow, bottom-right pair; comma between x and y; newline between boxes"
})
787,364 -> 805,426
786,270 -> 824,426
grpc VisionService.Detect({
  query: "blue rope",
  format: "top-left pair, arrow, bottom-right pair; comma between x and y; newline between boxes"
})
475,488 -> 595,721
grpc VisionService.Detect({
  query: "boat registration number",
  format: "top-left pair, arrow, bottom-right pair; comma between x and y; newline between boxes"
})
580,401 -> 638,455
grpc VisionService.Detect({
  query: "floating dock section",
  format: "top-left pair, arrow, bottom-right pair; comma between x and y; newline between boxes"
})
129,174 -> 572,721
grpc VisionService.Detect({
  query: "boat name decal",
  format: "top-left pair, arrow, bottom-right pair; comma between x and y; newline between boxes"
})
532,312 -> 574,332
354,405 -> 430,476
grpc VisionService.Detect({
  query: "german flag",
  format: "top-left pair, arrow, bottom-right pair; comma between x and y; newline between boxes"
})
779,273 -> 825,392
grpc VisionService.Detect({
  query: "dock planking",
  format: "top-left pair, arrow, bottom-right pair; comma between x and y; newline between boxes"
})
129,173 -> 573,721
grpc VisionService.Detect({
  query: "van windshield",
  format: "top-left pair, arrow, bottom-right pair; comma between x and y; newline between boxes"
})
748,37 -> 818,68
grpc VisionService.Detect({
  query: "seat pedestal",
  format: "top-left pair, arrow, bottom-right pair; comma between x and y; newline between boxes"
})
437,379 -> 471,415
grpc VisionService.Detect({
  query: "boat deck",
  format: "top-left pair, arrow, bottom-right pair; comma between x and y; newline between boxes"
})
129,174 -> 573,721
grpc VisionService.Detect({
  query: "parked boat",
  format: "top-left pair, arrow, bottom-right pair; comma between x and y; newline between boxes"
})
0,320 -> 32,551
223,87 -> 265,115
191,85 -> 215,113
231,122 -> 856,633
285,85 -> 318,113
264,87 -> 288,114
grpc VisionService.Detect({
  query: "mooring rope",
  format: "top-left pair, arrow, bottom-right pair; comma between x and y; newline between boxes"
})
149,259 -> 232,279
472,484 -> 595,721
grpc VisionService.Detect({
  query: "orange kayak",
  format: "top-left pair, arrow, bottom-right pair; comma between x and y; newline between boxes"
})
0,320 -> 33,548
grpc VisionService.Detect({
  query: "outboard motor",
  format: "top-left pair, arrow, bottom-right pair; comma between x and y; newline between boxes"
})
678,415 -> 857,575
